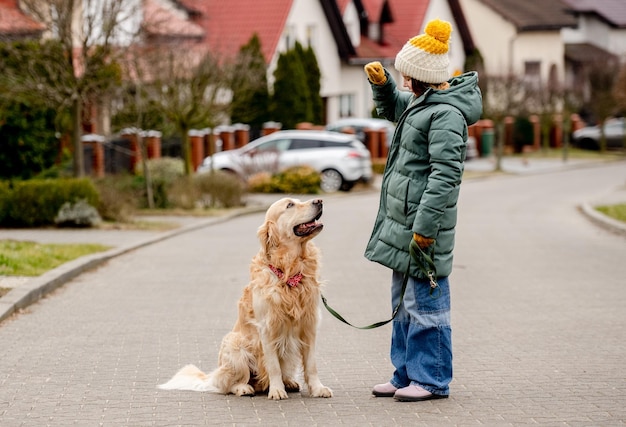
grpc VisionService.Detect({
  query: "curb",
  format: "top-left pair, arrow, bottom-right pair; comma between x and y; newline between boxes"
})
579,202 -> 626,237
0,205 -> 269,325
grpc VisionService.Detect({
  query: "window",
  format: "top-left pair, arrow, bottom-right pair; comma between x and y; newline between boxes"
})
254,139 -> 290,153
524,61 -> 541,89
339,94 -> 355,118
321,140 -> 348,148
289,139 -> 321,150
306,25 -> 317,49
283,25 -> 296,50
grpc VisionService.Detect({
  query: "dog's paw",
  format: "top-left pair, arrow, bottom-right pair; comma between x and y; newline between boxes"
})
310,385 -> 333,398
283,379 -> 301,392
231,384 -> 255,396
267,387 -> 288,400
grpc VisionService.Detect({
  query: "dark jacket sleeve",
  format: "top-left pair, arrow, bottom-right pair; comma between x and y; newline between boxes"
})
370,71 -> 412,123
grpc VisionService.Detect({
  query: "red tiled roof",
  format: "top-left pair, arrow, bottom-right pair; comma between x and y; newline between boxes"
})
384,0 -> 428,50
0,0 -> 45,36
357,0 -> 428,61
179,0 -> 293,64
355,34 -> 396,60
336,0 -> 351,13
361,0 -> 387,22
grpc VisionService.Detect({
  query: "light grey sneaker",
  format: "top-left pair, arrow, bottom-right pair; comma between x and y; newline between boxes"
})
372,382 -> 398,397
393,384 -> 448,402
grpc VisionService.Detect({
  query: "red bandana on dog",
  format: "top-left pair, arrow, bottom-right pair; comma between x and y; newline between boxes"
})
268,265 -> 303,287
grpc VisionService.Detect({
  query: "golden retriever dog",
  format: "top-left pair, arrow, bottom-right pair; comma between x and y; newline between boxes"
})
158,197 -> 333,400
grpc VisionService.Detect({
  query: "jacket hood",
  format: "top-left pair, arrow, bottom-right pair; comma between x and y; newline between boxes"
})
426,71 -> 482,126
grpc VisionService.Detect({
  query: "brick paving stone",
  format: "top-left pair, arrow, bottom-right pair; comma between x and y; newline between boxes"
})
0,161 -> 625,426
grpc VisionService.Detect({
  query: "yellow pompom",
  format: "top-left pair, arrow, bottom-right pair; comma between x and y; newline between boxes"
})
424,19 -> 452,44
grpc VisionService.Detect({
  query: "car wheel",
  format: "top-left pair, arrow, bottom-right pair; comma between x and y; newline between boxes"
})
578,138 -> 599,150
340,181 -> 354,192
320,169 -> 344,193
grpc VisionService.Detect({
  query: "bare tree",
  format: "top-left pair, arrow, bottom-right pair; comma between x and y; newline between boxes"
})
480,73 -> 527,170
613,63 -> 626,150
586,61 -> 620,152
3,0 -> 140,177
120,43 -> 230,176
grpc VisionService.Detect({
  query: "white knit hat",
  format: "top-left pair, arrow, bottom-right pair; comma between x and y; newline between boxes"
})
394,19 -> 452,84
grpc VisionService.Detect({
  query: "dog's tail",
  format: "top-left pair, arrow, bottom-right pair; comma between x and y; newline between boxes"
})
157,364 -> 219,392
159,333 -> 256,394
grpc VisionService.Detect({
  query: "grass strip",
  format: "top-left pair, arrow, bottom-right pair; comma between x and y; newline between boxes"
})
596,203 -> 626,223
0,240 -> 111,276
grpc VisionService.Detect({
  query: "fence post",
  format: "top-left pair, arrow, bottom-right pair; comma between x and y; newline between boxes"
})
262,121 -> 282,136
189,129 -> 206,171
233,123 -> 250,148
81,134 -> 105,178
364,128 -> 379,159
144,130 -> 162,159
377,128 -> 388,158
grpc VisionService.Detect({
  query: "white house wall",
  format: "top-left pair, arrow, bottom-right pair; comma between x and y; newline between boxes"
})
460,0 -> 565,83
423,0 -> 466,76
336,64 -> 371,119
460,0 -> 517,76
514,32 -> 565,82
563,14 -> 626,63
609,29 -> 626,61
266,0 -> 347,124
343,0 -> 361,48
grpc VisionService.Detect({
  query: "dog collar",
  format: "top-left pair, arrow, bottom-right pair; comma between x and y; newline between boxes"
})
268,264 -> 303,288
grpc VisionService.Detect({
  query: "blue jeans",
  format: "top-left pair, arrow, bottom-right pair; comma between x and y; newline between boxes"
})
388,270 -> 452,396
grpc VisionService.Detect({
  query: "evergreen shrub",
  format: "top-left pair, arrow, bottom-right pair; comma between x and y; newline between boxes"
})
249,166 -> 320,194
3,178 -> 99,227
0,181 -> 10,223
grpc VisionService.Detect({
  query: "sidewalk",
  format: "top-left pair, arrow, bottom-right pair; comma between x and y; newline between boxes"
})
0,206 -> 269,324
1,156 -> 625,324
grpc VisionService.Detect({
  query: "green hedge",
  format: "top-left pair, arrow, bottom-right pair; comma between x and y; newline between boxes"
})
248,166 -> 321,194
0,181 -> 10,223
1,178 -> 99,227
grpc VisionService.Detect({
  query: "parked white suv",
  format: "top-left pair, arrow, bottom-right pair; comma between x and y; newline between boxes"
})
197,130 -> 373,192
326,117 -> 396,146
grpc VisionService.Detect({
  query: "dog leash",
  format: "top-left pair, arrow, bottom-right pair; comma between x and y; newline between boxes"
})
321,239 -> 440,330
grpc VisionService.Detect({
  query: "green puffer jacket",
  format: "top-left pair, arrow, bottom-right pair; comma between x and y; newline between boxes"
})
364,71 -> 483,279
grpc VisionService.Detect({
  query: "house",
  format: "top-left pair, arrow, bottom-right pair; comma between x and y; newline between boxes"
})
0,0 -> 44,40
562,0 -> 626,59
155,0 -> 475,123
337,0 -> 476,118
1,0 -> 474,127
458,0 -> 577,86
561,0 -> 626,103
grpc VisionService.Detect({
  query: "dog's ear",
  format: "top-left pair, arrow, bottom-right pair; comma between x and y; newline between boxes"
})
258,220 -> 279,255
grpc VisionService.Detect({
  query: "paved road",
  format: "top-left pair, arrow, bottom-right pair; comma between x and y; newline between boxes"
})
0,161 -> 625,426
